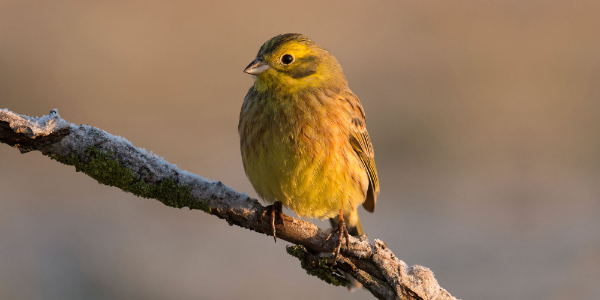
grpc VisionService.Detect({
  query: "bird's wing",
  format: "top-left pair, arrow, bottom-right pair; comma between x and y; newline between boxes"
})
344,93 -> 380,212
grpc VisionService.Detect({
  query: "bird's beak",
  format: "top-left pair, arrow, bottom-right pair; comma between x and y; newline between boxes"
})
244,58 -> 270,75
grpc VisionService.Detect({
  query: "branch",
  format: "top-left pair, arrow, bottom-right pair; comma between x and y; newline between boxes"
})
0,108 -> 459,300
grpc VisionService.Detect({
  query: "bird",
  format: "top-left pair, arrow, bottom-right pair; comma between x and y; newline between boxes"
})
238,33 -> 379,254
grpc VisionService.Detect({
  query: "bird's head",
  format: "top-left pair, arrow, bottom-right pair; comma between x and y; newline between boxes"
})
244,34 -> 346,93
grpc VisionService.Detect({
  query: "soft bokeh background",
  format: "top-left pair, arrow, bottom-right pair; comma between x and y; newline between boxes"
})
1,1 -> 600,299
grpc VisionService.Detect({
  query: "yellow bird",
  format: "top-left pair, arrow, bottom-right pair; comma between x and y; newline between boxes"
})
239,33 -> 379,247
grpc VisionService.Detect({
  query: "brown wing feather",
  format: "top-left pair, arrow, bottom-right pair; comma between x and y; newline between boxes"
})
344,93 -> 380,212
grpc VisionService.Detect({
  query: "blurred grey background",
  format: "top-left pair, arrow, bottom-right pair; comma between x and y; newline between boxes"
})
1,1 -> 600,299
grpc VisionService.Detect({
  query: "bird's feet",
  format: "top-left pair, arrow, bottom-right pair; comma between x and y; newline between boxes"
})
265,201 -> 283,242
323,209 -> 350,262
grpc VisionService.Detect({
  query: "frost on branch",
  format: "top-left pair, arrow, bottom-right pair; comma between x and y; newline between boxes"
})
0,108 -> 459,300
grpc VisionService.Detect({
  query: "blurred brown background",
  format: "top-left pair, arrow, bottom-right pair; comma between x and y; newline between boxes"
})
1,1 -> 600,299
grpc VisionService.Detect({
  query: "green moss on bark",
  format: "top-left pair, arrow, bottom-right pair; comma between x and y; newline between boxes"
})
286,245 -> 350,287
49,147 -> 210,212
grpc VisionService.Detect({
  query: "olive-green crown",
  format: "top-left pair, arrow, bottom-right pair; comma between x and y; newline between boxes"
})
258,33 -> 313,56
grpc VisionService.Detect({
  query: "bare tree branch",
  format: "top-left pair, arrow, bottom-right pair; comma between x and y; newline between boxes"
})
0,108 -> 459,300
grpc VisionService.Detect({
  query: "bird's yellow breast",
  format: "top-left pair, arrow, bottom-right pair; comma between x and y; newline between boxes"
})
239,90 -> 368,220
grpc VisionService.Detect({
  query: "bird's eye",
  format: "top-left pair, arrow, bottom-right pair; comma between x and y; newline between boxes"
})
281,54 -> 294,65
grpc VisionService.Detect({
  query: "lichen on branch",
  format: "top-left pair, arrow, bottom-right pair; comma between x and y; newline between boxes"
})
286,245 -> 350,287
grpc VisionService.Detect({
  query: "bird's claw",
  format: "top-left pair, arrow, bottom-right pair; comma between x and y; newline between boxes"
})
323,210 -> 350,263
265,201 -> 283,242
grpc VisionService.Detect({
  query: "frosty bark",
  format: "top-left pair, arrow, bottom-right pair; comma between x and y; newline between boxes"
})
0,108 -> 458,300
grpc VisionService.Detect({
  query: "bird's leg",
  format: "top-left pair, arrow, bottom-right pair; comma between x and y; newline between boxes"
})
266,201 -> 283,242
323,209 -> 350,262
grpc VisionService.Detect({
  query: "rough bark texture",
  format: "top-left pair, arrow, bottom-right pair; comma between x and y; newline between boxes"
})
0,108 -> 459,300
